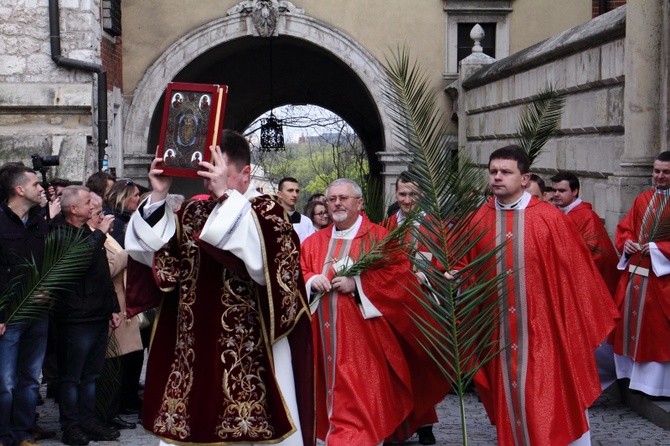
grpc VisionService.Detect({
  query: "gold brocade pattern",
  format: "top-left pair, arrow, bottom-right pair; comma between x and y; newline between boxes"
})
250,197 -> 304,339
152,202 -> 203,440
151,200 -> 281,442
216,269 -> 273,440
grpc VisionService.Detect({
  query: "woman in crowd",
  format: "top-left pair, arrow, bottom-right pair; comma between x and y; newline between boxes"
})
304,200 -> 330,230
104,180 -> 145,418
105,179 -> 141,247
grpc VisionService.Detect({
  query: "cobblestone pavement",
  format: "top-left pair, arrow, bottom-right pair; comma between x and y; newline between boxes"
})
33,383 -> 670,446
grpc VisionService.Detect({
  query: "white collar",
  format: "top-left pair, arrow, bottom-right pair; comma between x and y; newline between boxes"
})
495,191 -> 531,211
333,215 -> 363,239
560,198 -> 582,214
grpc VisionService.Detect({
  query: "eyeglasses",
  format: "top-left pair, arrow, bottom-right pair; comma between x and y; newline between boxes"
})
124,179 -> 134,187
93,210 -> 104,217
313,212 -> 328,217
326,195 -> 360,203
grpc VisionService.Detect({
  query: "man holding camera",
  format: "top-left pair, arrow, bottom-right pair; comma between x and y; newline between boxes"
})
0,164 -> 50,446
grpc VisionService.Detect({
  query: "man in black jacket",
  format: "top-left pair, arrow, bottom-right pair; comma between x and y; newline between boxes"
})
0,164 -> 50,446
51,185 -> 121,446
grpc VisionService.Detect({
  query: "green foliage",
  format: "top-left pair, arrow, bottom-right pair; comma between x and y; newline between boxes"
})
516,86 -> 565,166
0,226 -> 93,325
383,45 -> 510,445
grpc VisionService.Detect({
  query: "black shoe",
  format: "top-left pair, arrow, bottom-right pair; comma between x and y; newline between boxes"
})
62,424 -> 90,446
81,420 -> 120,441
33,421 -> 57,440
417,425 -> 436,445
110,416 -> 136,430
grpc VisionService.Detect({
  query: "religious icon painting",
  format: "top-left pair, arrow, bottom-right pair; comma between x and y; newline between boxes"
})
157,82 -> 228,178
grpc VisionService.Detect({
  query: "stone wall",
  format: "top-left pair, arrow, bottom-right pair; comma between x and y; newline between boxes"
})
459,6 -> 626,229
0,0 -> 101,182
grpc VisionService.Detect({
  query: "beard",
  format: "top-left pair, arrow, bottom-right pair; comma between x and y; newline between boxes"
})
331,211 -> 348,223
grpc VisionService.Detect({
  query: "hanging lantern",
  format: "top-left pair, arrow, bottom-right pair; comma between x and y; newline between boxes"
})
260,112 -> 285,151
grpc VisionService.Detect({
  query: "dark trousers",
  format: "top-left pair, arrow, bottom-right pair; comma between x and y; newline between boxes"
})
0,317 -> 48,446
56,321 -> 108,430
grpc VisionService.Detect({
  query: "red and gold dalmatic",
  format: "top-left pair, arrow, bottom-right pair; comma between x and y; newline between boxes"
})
463,197 -> 617,446
300,215 -> 447,446
613,189 -> 670,362
134,198 -> 314,445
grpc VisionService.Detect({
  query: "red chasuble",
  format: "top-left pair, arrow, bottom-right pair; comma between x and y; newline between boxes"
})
301,215 -> 447,446
612,189 -> 670,362
138,198 -> 314,445
567,201 -> 620,296
463,198 -> 617,446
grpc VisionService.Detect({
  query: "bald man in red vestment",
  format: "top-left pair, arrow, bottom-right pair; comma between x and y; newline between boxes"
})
450,146 -> 617,446
301,178 -> 447,446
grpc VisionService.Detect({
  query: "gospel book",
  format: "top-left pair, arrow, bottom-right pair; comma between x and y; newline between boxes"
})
156,82 -> 228,178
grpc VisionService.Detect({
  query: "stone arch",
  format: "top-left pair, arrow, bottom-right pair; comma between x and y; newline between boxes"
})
123,11 -> 399,181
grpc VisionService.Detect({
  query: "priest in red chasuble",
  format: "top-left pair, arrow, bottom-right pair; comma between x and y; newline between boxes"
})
452,146 -> 617,446
300,178 -> 448,446
125,131 -> 314,446
611,151 -> 670,397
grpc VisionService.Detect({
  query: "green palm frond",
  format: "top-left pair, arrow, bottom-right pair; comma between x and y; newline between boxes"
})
516,86 -> 565,166
0,226 -> 94,324
383,46 -> 511,445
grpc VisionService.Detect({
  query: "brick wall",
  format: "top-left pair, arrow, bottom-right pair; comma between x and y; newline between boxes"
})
101,36 -> 123,91
592,1 -> 627,18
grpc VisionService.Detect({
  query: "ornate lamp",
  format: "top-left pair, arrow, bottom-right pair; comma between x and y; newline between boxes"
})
260,112 -> 285,150
259,33 -> 285,151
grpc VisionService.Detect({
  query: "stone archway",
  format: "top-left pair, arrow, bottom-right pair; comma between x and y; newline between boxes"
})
123,8 -> 400,187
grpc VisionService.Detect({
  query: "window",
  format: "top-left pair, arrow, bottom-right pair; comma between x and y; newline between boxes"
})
103,0 -> 122,37
457,23 -> 496,70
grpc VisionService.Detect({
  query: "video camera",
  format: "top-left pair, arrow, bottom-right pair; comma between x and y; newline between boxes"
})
31,154 -> 60,171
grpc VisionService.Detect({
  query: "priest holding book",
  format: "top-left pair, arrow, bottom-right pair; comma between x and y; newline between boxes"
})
125,131 -> 314,446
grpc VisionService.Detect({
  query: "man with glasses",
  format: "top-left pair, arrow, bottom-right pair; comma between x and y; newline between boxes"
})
51,186 -> 121,445
301,178 -> 446,446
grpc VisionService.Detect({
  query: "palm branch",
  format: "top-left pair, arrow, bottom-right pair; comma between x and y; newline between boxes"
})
516,86 -> 565,166
382,46 -> 511,445
0,226 -> 94,325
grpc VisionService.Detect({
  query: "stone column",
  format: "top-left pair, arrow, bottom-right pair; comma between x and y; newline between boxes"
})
606,2 -> 665,234
620,1 -> 664,168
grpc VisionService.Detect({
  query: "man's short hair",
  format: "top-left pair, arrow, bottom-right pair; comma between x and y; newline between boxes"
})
395,171 -> 416,188
325,178 -> 363,199
60,185 -> 90,216
528,174 -> 546,193
278,177 -> 299,191
85,171 -> 114,198
549,171 -> 580,191
0,163 -> 35,200
488,145 -> 531,174
656,151 -> 670,163
220,130 -> 251,171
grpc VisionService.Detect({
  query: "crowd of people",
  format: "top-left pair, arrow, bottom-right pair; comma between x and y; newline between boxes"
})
1,137 -> 669,446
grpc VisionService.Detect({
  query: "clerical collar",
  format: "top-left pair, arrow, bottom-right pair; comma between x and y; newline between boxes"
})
559,198 -> 582,214
495,192 -> 531,211
288,210 -> 301,224
396,209 -> 424,226
655,188 -> 670,195
333,215 -> 363,239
